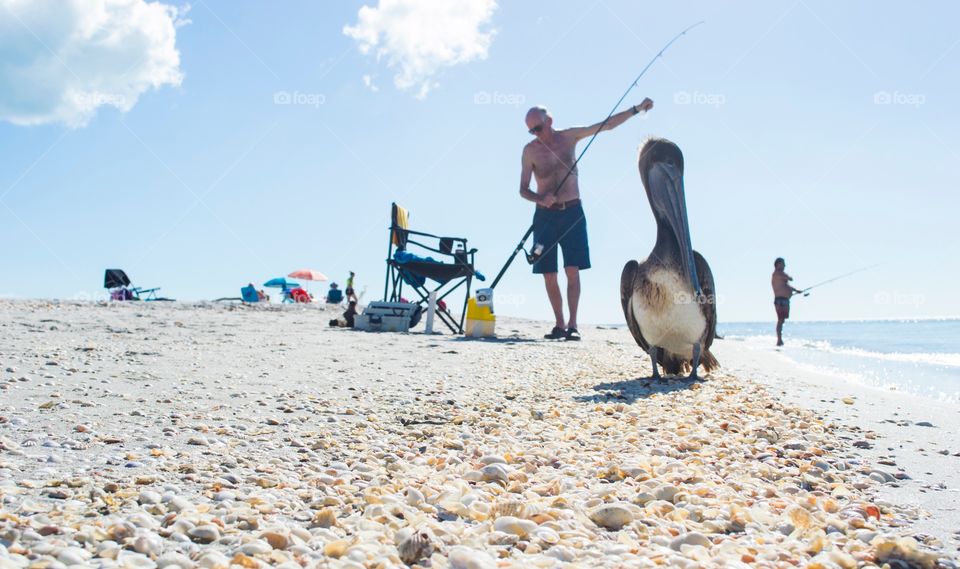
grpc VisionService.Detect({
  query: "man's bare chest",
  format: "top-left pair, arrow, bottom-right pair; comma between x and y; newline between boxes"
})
531,141 -> 576,173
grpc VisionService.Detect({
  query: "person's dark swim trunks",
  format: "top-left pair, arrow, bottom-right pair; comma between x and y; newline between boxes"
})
531,201 -> 590,274
774,296 -> 790,320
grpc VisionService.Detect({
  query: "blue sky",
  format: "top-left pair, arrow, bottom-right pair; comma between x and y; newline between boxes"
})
1,0 -> 957,324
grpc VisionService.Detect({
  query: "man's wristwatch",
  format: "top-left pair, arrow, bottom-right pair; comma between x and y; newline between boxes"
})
632,105 -> 640,115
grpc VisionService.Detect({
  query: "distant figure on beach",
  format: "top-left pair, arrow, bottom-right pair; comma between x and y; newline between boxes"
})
256,288 -> 268,302
326,282 -> 343,304
346,271 -> 358,303
519,99 -> 653,341
772,257 -> 802,346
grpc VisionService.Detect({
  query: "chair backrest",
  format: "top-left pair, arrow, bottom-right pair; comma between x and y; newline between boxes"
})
241,285 -> 259,303
391,203 -> 410,250
327,288 -> 343,303
104,269 -> 131,289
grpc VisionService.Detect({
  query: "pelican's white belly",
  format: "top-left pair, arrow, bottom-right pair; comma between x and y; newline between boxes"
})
631,268 -> 706,358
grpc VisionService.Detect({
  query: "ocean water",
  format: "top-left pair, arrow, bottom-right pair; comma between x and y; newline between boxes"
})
717,319 -> 960,403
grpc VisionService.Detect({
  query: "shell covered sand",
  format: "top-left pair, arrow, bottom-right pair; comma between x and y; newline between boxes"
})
0,301 -> 955,568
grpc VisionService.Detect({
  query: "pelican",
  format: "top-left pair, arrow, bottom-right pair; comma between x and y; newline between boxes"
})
620,138 -> 718,379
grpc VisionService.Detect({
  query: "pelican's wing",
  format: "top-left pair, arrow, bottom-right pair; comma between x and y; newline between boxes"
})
694,251 -> 717,350
620,260 -> 650,352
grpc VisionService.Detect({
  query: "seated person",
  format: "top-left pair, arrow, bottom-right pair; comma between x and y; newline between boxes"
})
290,287 -> 312,303
325,283 -> 344,304
257,288 -> 268,302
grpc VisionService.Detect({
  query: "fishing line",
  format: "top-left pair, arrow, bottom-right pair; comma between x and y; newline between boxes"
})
489,21 -> 705,289
795,263 -> 881,298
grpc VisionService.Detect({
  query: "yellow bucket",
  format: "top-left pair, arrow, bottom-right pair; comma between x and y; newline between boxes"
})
465,297 -> 495,337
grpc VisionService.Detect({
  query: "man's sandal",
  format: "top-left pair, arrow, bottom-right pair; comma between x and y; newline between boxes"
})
565,328 -> 581,341
544,327 -> 566,340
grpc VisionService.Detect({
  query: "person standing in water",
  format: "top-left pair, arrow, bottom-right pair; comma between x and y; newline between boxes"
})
772,257 -> 803,346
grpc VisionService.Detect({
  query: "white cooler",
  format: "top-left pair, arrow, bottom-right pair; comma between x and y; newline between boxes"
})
354,302 -> 422,332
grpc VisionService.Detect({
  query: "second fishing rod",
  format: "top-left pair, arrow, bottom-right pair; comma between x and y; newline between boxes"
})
488,21 -> 705,290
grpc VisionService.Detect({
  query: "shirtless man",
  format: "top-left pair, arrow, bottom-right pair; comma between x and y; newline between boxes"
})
519,99 -> 653,340
772,257 -> 803,346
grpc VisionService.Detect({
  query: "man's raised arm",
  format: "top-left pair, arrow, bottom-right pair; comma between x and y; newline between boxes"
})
565,97 -> 654,141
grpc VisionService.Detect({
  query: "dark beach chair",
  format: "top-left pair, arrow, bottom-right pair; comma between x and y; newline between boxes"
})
103,269 -> 172,301
383,202 -> 483,334
326,288 -> 344,304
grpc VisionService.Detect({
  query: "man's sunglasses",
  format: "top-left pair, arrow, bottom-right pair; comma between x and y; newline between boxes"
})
528,124 -> 544,135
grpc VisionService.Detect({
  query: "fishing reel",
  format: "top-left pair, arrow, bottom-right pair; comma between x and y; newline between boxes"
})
525,242 -> 544,264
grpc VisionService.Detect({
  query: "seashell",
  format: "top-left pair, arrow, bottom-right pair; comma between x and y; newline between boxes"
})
260,530 -> 289,550
487,530 -> 519,546
115,551 -> 155,568
405,487 -> 425,506
480,464 -> 510,484
448,545 -> 497,569
397,530 -> 434,566
230,553 -> 259,569
490,498 -> 526,519
669,531 -> 711,550
493,516 -> 537,538
589,503 -> 634,531
310,507 -> 338,529
530,512 -> 554,524
633,491 -> 656,506
239,540 -> 272,555
532,527 -> 560,544
873,536 -> 940,568
479,454 -> 507,465
323,539 -> 350,559
188,524 -> 220,544
786,505 -> 812,530
653,484 -> 680,503
544,545 -> 576,562
468,499 -> 490,521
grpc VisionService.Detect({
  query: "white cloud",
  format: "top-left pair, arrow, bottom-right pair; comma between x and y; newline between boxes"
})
362,74 -> 379,92
344,0 -> 496,99
0,0 -> 186,128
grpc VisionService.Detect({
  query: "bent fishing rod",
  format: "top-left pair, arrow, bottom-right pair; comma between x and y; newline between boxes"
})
795,263 -> 881,298
489,20 -> 705,290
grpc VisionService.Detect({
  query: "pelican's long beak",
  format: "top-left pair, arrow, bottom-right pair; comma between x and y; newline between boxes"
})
647,162 -> 702,296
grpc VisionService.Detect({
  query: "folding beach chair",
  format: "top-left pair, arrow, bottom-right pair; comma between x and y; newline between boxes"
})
384,202 -> 483,334
103,269 -> 172,301
326,287 -> 343,304
240,285 -> 260,303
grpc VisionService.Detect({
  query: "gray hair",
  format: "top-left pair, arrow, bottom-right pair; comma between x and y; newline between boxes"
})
526,106 -> 549,121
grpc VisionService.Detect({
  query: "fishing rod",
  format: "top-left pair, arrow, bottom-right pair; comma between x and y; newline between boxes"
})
489,21 -> 705,289
795,263 -> 881,298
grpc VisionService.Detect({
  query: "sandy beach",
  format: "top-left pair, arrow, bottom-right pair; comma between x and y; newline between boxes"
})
1,300 -> 957,568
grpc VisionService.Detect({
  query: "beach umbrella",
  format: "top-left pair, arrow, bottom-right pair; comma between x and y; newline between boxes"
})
287,269 -> 328,281
263,277 -> 299,289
